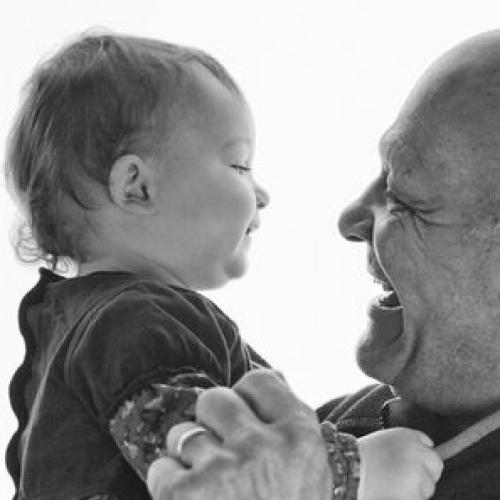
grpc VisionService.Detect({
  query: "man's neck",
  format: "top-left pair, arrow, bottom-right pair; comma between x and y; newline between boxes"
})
382,395 -> 498,445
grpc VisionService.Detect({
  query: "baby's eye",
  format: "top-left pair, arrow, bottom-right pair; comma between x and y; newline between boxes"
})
231,164 -> 252,175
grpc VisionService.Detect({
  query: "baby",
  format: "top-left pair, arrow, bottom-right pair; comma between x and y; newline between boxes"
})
5,32 -> 442,500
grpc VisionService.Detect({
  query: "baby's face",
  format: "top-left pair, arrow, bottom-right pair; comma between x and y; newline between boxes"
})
146,65 -> 269,290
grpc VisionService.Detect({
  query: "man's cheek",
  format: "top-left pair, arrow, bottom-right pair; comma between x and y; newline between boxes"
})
374,228 -> 409,282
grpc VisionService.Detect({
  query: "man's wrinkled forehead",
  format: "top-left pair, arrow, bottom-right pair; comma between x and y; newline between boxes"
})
378,126 -> 424,178
377,120 -> 454,203
378,128 -> 401,165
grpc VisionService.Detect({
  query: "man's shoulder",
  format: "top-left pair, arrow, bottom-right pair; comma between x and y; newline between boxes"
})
317,384 -> 394,437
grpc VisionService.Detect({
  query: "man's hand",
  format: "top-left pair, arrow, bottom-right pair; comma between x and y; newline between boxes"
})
147,369 -> 333,500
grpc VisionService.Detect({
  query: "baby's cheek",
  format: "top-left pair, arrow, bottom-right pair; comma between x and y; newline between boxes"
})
225,183 -> 256,224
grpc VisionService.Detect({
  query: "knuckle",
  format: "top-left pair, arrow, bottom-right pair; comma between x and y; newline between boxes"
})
170,476 -> 199,500
232,423 -> 268,452
277,416 -> 322,453
300,402 -> 320,422
151,472 -> 187,500
196,386 -> 235,413
289,410 -> 320,436
207,450 -> 240,471
237,368 -> 287,391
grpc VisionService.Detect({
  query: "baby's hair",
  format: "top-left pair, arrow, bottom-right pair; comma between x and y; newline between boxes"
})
5,30 -> 242,270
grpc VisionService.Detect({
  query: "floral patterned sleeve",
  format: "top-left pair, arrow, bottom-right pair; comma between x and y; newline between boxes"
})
83,496 -> 119,500
108,372 -> 216,482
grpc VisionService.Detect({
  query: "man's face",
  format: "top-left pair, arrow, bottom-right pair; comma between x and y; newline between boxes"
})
338,34 -> 500,415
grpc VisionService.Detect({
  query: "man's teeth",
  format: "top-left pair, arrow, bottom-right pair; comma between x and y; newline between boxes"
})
372,269 -> 400,307
379,290 -> 401,307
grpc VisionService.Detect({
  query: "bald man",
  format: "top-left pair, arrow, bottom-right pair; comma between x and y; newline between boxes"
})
148,30 -> 500,500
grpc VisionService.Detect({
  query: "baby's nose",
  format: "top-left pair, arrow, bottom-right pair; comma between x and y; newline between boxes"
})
255,183 -> 270,209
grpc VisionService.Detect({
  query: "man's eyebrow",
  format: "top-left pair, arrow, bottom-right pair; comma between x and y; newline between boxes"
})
378,130 -> 398,161
378,132 -> 409,178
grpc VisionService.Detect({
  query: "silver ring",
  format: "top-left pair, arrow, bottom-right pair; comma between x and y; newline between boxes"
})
175,425 -> 210,459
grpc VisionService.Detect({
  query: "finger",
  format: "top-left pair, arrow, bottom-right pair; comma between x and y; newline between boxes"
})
420,473 -> 437,499
421,448 -> 444,482
414,430 -> 434,447
147,456 -> 186,499
196,386 -> 260,438
391,427 -> 434,448
166,421 -> 222,467
233,369 -> 304,423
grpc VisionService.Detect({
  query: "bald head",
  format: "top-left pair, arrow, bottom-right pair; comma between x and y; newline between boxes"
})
404,30 -> 500,119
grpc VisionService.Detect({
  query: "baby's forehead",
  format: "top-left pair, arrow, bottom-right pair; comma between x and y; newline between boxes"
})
128,61 -> 252,166
174,65 -> 250,130
180,63 -> 246,115
149,63 -> 237,126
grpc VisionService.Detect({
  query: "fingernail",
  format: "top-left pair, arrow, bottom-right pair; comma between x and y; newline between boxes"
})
274,369 -> 288,384
419,433 -> 434,447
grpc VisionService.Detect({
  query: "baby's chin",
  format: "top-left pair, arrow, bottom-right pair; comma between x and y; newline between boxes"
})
193,254 -> 249,291
220,254 -> 250,284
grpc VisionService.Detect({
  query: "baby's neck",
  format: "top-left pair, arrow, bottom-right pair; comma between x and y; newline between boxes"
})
78,256 -> 187,289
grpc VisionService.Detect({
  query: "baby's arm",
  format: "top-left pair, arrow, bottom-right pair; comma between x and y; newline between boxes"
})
320,423 -> 443,500
108,372 -> 215,481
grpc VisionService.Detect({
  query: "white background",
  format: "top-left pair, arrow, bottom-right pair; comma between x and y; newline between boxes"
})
1,0 -> 500,496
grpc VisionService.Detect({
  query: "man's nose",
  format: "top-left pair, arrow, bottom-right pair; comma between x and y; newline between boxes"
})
337,197 -> 373,242
255,182 -> 270,210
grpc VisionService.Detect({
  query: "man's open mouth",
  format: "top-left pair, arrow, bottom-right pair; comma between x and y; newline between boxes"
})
379,288 -> 401,308
370,264 -> 401,309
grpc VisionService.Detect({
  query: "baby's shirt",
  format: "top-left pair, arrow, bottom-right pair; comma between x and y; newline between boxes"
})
8,268 -> 267,500
8,268 -> 360,500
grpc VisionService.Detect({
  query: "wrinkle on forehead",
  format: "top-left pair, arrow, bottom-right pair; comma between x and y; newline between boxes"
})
378,122 -> 448,201
386,106 -> 500,215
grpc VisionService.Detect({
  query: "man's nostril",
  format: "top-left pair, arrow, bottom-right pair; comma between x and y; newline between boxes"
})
345,234 -> 364,242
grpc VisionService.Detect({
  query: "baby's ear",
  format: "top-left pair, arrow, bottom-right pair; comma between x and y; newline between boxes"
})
108,155 -> 157,214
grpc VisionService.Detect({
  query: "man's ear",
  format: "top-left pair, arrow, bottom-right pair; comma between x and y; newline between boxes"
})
108,155 -> 157,214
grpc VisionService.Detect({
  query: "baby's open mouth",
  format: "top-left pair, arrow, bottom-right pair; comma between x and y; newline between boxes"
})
245,220 -> 259,235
